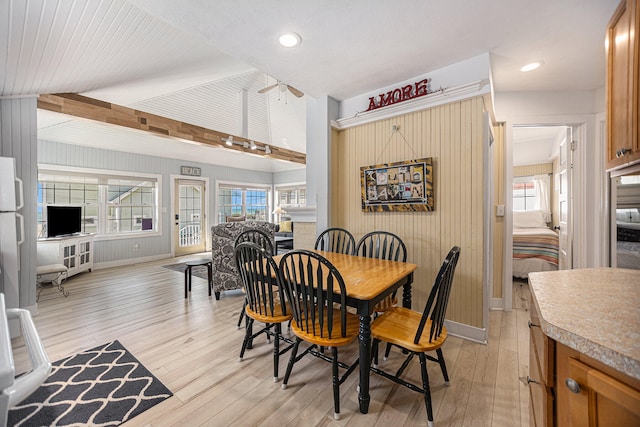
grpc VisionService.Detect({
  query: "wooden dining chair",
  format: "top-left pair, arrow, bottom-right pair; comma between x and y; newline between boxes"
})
369,246 -> 461,427
234,229 -> 275,329
278,250 -> 360,420
235,228 -> 275,255
355,231 -> 407,312
234,241 -> 293,382
314,227 -> 356,254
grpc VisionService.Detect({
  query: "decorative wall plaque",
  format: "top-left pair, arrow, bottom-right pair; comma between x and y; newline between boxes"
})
360,158 -> 434,212
180,166 -> 201,176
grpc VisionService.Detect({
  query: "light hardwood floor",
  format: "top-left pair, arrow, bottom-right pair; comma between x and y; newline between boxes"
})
12,257 -> 533,426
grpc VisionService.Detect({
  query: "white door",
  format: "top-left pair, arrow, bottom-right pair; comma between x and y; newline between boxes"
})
174,179 -> 206,256
558,128 -> 573,270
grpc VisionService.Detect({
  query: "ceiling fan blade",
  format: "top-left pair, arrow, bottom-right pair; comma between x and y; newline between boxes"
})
287,85 -> 304,98
258,83 -> 278,94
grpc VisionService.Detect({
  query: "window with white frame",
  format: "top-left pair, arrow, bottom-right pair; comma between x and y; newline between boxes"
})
513,174 -> 551,221
276,184 -> 306,208
38,167 -> 160,238
512,178 -> 537,211
217,182 -> 271,223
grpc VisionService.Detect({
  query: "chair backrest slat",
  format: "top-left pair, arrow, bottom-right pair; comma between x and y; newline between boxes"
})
280,250 -> 350,340
235,228 -> 274,255
235,241 -> 285,318
315,227 -> 356,255
356,231 -> 407,262
414,246 -> 461,345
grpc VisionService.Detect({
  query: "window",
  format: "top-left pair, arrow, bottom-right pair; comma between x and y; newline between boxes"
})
217,182 -> 270,223
513,174 -> 551,221
513,179 -> 537,211
38,166 -> 160,239
276,184 -> 306,208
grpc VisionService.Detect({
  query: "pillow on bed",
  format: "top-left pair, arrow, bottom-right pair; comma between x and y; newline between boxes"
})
513,210 -> 548,228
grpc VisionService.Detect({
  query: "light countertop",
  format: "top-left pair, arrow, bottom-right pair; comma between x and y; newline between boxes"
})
528,268 -> 640,381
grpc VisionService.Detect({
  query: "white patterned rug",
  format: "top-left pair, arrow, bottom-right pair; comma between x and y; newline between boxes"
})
8,340 -> 172,426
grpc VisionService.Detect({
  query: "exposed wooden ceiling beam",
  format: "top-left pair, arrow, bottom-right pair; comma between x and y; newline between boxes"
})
37,93 -> 306,165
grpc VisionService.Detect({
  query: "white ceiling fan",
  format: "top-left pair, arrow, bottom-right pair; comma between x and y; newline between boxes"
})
258,81 -> 304,98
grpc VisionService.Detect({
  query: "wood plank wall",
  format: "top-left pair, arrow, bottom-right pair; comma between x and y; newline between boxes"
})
332,96 -> 486,328
492,122 -> 506,300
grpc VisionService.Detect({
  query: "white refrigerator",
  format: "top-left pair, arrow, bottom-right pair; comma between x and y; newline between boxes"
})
0,157 -> 50,426
0,156 -> 24,315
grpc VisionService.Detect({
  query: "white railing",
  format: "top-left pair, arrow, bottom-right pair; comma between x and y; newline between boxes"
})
179,224 -> 201,247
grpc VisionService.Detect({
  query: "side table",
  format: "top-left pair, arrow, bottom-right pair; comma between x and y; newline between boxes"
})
184,259 -> 213,298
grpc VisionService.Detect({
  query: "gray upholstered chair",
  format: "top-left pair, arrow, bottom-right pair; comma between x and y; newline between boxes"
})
210,221 -> 277,299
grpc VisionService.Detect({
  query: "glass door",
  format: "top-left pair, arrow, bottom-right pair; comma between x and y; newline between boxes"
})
174,179 -> 206,256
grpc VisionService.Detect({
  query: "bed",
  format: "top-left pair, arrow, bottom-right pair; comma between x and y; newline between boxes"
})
512,210 -> 559,279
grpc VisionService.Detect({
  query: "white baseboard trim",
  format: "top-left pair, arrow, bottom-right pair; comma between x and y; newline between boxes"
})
444,319 -> 487,344
94,253 -> 171,270
491,298 -> 504,310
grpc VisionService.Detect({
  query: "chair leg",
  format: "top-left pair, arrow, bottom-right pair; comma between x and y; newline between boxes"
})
384,342 -> 392,361
184,267 -> 189,298
266,322 -> 272,343
236,308 -> 245,329
238,318 -> 254,362
372,339 -> 379,367
332,346 -> 340,420
236,299 -> 247,329
273,323 -> 281,382
282,338 -> 301,389
436,348 -> 450,385
418,353 -> 434,427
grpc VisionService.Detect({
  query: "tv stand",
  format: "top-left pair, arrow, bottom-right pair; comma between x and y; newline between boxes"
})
37,234 -> 94,280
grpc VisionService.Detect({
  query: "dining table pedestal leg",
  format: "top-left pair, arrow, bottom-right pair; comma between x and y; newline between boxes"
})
358,313 -> 372,414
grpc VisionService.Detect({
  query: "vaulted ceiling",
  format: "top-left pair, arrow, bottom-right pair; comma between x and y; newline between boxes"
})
0,0 -> 619,172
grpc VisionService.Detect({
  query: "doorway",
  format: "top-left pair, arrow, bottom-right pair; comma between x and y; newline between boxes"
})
506,123 -> 582,310
173,178 -> 208,256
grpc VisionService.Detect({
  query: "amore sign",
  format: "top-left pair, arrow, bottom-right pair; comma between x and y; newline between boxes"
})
366,78 -> 436,112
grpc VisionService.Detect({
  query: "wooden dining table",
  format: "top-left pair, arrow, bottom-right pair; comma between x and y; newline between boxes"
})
274,249 -> 418,414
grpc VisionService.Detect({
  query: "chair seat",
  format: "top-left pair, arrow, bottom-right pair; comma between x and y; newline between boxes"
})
371,307 -> 447,353
245,302 -> 293,324
291,308 -> 359,347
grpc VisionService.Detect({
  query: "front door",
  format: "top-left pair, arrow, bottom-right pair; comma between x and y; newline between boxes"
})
558,128 -> 573,270
174,179 -> 206,256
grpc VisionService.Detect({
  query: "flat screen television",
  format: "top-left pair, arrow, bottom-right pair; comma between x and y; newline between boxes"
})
47,206 -> 82,237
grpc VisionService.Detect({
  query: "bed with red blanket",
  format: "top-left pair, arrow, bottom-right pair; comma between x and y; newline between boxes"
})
513,227 -> 559,279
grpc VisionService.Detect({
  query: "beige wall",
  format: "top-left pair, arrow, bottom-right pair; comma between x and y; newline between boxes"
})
514,163 -> 553,177
492,123 -> 506,300
331,96 -> 486,328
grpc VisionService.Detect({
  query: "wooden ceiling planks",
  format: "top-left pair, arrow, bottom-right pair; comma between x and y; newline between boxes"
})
37,93 -> 306,165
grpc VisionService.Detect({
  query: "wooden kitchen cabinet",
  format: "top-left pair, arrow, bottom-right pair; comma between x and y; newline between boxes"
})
528,306 -> 555,427
606,0 -> 640,171
556,343 -> 640,427
528,269 -> 640,427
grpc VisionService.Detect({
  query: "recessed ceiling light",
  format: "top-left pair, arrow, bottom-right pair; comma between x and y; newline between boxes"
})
278,32 -> 301,48
520,61 -> 544,72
